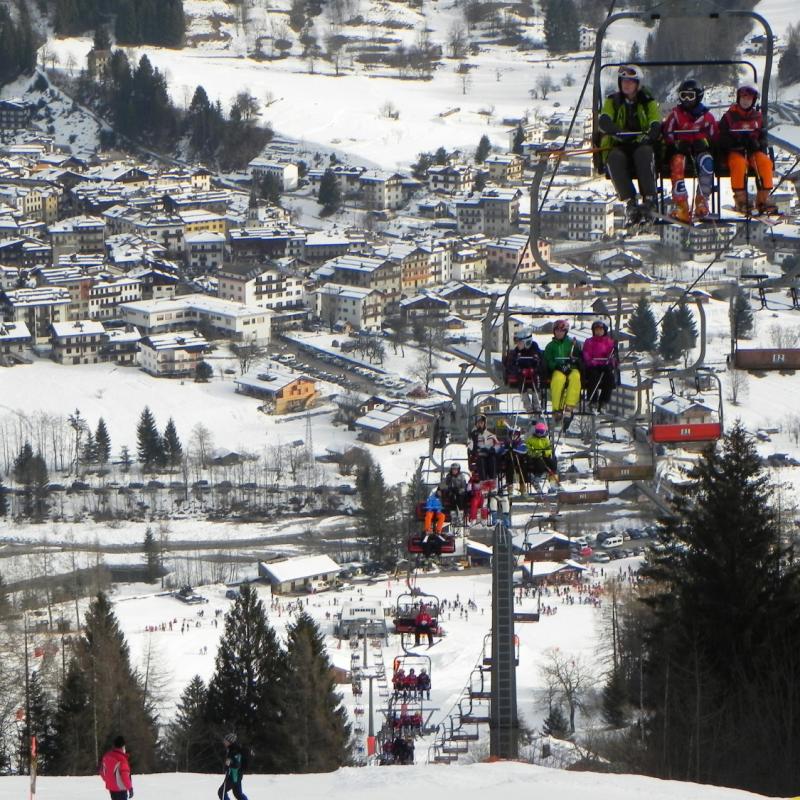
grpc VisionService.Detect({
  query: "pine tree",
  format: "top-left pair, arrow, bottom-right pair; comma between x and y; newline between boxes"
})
143,527 -> 160,583
542,705 -> 570,739
81,430 -> 97,470
627,297 -> 658,351
94,24 -> 112,51
51,593 -> 159,774
641,424 -> 800,794
543,0 -> 579,54
434,146 -> 449,165
13,443 -> 49,518
512,124 -> 525,155
94,418 -> 111,467
282,613 -> 351,771
658,309 -> 684,361
136,406 -> 163,472
162,418 -> 183,469
601,668 -> 627,728
165,675 -> 213,771
206,584 -> 288,772
119,446 -> 132,472
356,456 -> 399,565
475,134 -> 491,164
195,361 -> 213,382
25,670 -> 56,775
732,287 -> 754,341
675,301 -> 698,349
779,37 -> 800,87
0,571 -> 10,617
318,169 -> 341,213
260,173 -> 283,206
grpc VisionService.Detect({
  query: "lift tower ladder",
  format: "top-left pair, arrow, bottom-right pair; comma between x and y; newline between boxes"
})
490,520 -> 518,759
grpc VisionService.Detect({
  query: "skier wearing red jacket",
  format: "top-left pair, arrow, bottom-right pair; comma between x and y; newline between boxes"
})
662,79 -> 718,222
99,736 -> 133,800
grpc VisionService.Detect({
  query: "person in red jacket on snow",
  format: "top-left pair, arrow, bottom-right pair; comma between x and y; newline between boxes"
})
99,736 -> 134,800
582,321 -> 618,412
414,604 -> 435,647
662,79 -> 718,222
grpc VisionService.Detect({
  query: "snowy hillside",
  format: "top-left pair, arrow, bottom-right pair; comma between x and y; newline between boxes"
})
40,0 -> 800,169
0,762 -> 782,800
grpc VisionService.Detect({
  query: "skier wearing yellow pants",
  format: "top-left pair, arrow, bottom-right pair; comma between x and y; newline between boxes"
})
544,319 -> 582,432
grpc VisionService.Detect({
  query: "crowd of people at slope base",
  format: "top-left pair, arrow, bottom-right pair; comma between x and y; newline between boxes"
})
598,64 -> 779,225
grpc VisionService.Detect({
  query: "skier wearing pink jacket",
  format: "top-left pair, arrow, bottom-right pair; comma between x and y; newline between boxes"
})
582,321 -> 618,412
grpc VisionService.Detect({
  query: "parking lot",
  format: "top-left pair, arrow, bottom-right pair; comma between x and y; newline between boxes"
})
274,336 -> 413,397
569,525 -> 664,564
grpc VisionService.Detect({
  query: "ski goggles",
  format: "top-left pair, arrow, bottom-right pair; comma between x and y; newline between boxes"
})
679,90 -> 697,102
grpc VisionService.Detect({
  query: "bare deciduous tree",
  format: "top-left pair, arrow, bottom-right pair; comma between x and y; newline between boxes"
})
539,647 -> 593,734
727,368 -> 749,405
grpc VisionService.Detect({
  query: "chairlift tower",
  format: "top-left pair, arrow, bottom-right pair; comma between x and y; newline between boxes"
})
490,520 -> 518,759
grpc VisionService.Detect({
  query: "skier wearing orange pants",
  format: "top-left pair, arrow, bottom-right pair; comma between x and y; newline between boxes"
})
719,83 -> 777,215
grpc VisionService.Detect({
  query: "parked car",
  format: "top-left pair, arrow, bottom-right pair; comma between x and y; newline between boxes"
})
592,552 -> 611,563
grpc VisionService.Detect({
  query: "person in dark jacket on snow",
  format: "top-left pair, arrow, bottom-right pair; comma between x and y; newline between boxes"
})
100,736 -> 134,800
219,733 -> 249,800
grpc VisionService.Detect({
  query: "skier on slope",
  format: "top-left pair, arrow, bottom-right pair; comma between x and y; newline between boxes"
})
718,83 -> 778,215
218,733 -> 249,800
99,736 -> 134,800
597,64 -> 662,226
662,79 -> 718,222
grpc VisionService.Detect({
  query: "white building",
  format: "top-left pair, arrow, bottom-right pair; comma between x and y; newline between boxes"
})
138,331 -> 209,377
314,283 -> 384,331
185,231 -> 226,273
258,555 -> 341,594
217,263 -> 305,311
724,247 -> 769,277
248,158 -> 299,191
119,294 -> 272,343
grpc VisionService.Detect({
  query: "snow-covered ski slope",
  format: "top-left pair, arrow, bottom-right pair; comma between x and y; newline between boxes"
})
0,759 -> 784,799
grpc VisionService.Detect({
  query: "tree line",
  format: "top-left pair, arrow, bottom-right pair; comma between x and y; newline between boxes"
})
626,292 -> 753,361
598,424 -> 800,796
0,6 -> 36,84
78,49 -> 272,169
53,0 -> 185,47
6,585 -> 350,776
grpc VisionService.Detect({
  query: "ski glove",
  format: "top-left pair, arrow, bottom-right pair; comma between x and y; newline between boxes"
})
129,791 -> 134,799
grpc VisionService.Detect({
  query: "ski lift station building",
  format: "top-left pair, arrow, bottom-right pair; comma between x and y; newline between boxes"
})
335,600 -> 388,639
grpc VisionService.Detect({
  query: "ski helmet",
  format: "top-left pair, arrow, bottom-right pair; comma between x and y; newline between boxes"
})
513,327 -> 531,342
224,733 -> 237,745
591,320 -> 608,335
476,414 -> 487,425
736,83 -> 759,105
617,64 -> 643,90
534,421 -> 548,437
450,462 -> 461,472
553,319 -> 569,333
678,79 -> 704,108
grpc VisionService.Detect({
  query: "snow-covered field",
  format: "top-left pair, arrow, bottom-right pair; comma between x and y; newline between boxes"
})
0,761 -> 781,800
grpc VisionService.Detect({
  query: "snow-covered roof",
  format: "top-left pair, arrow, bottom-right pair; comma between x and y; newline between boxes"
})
121,293 -> 272,320
316,283 -> 377,301
235,370 -> 314,394
653,394 -> 715,414
524,532 -> 571,550
51,320 -> 105,337
355,403 -> 432,431
521,560 -> 587,578
140,331 -> 208,351
0,320 -> 30,340
260,555 -> 340,583
1,286 -> 70,306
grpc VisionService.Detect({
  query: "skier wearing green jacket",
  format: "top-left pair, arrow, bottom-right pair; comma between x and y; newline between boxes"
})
544,319 -> 581,432
598,64 -> 662,226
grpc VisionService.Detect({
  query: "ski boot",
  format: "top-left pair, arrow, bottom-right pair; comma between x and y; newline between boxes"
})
694,193 -> 710,220
671,197 -> 691,224
639,195 -> 658,222
624,199 -> 642,227
733,189 -> 751,214
756,189 -> 778,215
